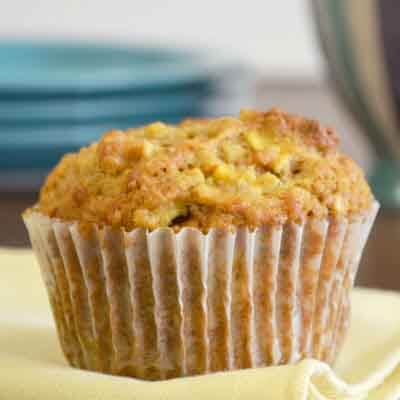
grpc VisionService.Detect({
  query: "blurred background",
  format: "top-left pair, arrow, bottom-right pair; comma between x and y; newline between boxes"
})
0,0 -> 396,289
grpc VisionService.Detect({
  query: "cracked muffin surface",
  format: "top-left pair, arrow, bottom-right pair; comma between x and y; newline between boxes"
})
36,108 -> 374,230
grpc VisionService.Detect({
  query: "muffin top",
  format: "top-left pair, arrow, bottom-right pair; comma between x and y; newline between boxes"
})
36,108 -> 374,231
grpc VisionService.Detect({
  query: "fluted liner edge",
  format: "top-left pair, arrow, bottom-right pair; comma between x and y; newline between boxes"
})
23,203 -> 379,380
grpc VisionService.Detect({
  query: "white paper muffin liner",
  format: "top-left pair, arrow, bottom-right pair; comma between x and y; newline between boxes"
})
23,203 -> 379,380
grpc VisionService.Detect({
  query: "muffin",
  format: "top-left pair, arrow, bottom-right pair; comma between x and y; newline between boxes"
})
23,108 -> 378,380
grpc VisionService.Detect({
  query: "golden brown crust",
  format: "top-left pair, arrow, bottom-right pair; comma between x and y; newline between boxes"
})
36,108 -> 374,230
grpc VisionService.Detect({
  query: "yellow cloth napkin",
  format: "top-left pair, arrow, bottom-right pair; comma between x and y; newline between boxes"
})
1,249 -> 400,400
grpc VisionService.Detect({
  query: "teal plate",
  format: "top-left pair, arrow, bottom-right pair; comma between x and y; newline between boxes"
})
0,110 -> 201,169
0,41 -> 227,94
0,91 -> 210,123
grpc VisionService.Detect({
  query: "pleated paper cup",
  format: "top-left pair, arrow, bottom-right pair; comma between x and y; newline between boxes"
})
23,203 -> 379,380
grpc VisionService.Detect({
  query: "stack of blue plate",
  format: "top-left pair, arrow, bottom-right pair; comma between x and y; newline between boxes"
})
0,41 -> 252,189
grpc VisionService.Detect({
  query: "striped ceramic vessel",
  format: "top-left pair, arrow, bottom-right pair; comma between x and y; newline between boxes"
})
311,0 -> 400,206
